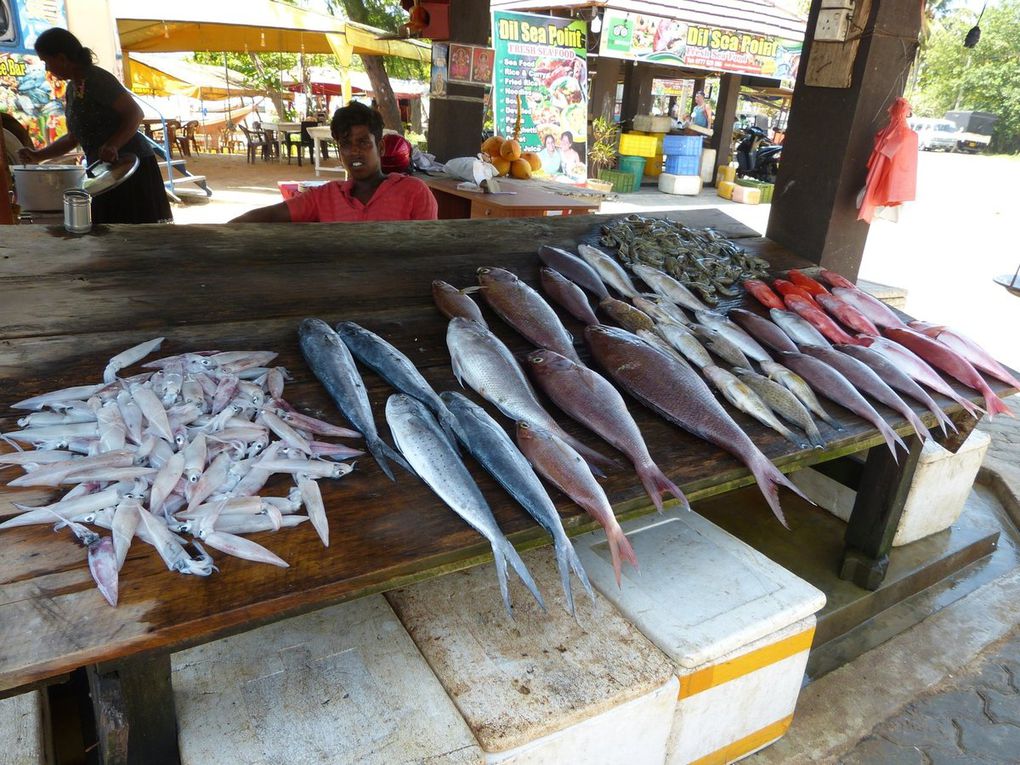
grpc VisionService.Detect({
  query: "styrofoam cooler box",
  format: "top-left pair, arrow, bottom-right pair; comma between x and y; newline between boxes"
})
700,148 -> 717,184
172,596 -> 482,765
659,173 -> 703,196
0,691 -> 44,764
573,509 -> 826,765
386,548 -> 679,765
731,185 -> 761,205
789,428 -> 991,547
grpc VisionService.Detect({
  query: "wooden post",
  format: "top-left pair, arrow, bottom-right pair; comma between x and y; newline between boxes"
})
426,0 -> 490,162
590,57 -> 622,122
707,73 -> 741,174
766,0 -> 921,281
85,654 -> 180,765
620,63 -> 654,124
0,132 -> 14,225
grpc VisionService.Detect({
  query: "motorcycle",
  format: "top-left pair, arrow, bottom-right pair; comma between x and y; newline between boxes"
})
735,125 -> 781,184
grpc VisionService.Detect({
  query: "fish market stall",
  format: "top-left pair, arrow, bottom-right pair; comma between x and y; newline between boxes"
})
0,212 -> 1014,761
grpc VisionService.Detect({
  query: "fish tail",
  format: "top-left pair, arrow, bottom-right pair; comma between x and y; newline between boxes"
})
605,523 -> 639,588
553,536 -> 595,615
875,419 -> 906,461
491,547 -> 514,617
637,462 -> 689,512
984,392 -> 1015,419
498,539 -> 546,614
368,438 -> 414,482
747,452 -> 808,528
905,409 -> 931,441
805,422 -> 827,449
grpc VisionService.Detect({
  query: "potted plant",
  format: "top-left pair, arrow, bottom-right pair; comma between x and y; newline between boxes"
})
587,117 -> 623,192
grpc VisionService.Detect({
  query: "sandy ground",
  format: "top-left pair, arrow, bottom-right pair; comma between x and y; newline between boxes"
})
169,150 -> 1019,370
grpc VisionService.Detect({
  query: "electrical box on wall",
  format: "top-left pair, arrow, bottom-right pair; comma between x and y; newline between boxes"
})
815,0 -> 855,42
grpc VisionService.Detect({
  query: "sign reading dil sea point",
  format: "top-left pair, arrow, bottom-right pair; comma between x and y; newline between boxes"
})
492,11 -> 589,182
598,9 -> 802,83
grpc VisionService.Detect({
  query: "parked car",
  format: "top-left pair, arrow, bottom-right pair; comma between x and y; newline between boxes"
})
943,110 -> 996,154
908,118 -> 959,152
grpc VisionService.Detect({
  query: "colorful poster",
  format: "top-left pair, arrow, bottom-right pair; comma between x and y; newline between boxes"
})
429,42 -> 448,97
492,10 -> 587,182
598,10 -> 802,82
1,0 -> 69,147
470,46 -> 494,86
448,43 -> 472,83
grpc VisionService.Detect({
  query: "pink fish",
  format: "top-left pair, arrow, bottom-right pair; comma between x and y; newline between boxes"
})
831,287 -> 908,330
858,335 -> 984,418
432,280 -> 488,327
743,279 -> 785,311
816,293 -> 880,337
819,269 -> 857,290
783,294 -> 859,345
908,323 -> 1020,390
774,279 -> 819,306
884,328 -> 1014,418
540,267 -> 600,326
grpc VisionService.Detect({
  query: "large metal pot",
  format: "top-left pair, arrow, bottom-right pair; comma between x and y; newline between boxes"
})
11,165 -> 87,212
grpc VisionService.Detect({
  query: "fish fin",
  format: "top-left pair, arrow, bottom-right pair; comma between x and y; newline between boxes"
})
368,438 -> 414,482
747,453 -> 807,528
637,462 -> 689,512
459,285 -> 482,295
498,539 -> 546,614
552,536 -> 595,616
437,409 -> 463,454
562,434 -> 622,475
605,525 -> 639,588
984,393 -> 1016,419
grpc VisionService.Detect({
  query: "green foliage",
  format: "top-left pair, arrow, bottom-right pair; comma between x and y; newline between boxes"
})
588,117 -> 620,174
911,0 -> 1020,153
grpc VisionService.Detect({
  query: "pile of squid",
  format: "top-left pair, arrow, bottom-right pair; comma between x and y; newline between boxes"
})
598,214 -> 771,305
0,341 -> 363,607
431,238 -> 1018,575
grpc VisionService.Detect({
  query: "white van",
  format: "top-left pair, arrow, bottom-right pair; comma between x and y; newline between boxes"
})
908,118 -> 959,151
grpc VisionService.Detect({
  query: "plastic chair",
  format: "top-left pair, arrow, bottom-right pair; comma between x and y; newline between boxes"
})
239,124 -> 266,164
261,127 -> 280,162
176,121 -> 201,156
283,120 -> 325,167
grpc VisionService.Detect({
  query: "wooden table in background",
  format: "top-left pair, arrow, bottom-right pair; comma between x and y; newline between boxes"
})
0,212 -> 1007,763
422,175 -> 602,219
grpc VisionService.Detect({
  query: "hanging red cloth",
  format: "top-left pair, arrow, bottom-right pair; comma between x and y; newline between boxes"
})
857,97 -> 918,223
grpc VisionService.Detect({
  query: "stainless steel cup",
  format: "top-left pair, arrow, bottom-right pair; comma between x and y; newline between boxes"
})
63,189 -> 92,234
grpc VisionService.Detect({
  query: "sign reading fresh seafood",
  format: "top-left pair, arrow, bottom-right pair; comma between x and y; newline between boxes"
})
492,10 -> 588,182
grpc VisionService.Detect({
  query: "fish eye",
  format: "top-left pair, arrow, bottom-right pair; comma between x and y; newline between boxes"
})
519,422 -> 530,430
477,267 -> 489,274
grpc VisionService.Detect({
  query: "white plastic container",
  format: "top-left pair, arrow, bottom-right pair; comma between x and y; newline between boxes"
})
659,172 -> 703,196
573,509 -> 826,765
172,596 -> 482,765
0,691 -> 44,764
790,428 -> 991,547
387,548 -> 679,765
700,148 -> 717,183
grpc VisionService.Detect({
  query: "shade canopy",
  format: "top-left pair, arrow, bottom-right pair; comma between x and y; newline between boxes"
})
128,52 -> 262,99
284,67 -> 428,100
110,0 -> 430,62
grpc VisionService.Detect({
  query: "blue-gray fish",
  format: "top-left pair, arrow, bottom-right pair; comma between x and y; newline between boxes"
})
386,394 -> 545,616
298,318 -> 410,481
335,321 -> 458,446
440,391 -> 593,614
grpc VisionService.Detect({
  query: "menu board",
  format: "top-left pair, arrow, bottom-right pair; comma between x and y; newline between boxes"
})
492,10 -> 588,182
598,10 -> 802,82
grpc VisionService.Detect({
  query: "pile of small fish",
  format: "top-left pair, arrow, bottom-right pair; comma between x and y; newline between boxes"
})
598,214 -> 771,304
0,340 -> 363,607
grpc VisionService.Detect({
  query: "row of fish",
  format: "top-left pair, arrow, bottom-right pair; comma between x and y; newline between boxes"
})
0,340 -> 365,607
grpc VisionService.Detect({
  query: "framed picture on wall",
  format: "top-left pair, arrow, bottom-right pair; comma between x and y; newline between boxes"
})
430,42 -> 448,96
469,46 -> 494,85
448,43 -> 473,83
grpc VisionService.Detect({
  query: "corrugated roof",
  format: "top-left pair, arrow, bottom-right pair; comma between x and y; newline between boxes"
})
490,0 -> 806,42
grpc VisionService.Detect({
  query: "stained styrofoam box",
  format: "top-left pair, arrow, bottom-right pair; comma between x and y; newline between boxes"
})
573,509 -> 826,764
386,547 -> 678,765
172,596 -> 482,765
0,691 -> 44,765
659,173 -> 703,196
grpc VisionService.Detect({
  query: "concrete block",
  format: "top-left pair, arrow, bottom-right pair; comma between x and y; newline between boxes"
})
172,596 -> 482,765
572,509 -> 826,765
0,691 -> 44,765
790,428 -> 991,547
386,548 -> 678,764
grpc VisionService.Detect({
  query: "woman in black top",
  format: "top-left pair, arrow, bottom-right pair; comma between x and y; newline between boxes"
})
17,28 -> 172,224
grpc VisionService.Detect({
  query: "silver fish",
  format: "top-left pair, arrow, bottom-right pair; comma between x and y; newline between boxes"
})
695,310 -> 772,363
732,367 -> 825,448
769,308 -> 831,348
577,244 -> 641,299
386,394 -> 545,616
632,264 -> 709,312
760,360 -> 844,432
702,365 -> 806,447
692,325 -> 753,369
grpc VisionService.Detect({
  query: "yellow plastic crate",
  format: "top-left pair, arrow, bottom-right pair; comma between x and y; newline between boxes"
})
716,165 -> 737,184
619,132 -> 660,159
645,153 -> 664,178
717,180 -> 736,200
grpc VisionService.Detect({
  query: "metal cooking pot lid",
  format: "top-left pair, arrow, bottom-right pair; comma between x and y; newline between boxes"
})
82,153 -> 140,197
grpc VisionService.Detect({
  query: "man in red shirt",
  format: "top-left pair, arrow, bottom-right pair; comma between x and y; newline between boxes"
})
231,102 -> 437,223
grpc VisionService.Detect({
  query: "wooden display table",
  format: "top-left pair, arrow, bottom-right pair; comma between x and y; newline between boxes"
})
0,212 -> 1008,762
422,175 -> 602,219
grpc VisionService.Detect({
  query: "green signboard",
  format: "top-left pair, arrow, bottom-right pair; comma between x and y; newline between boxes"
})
492,11 -> 588,181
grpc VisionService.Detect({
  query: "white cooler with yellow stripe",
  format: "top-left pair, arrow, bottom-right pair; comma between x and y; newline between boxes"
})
573,509 -> 826,765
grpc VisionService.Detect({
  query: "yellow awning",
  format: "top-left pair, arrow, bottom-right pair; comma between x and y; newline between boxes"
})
111,0 -> 430,62
126,53 -> 263,99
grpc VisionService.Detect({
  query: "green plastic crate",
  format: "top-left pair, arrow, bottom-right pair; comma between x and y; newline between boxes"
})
734,178 -> 774,203
598,168 -> 637,193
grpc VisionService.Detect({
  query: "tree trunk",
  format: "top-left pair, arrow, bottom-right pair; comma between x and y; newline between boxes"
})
362,56 -> 403,133
248,53 -> 289,120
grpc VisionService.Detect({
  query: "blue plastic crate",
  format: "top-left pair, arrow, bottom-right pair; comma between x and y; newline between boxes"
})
662,135 -> 703,156
663,154 -> 701,175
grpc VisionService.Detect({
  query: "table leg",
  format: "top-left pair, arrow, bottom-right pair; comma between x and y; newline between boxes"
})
840,411 -> 979,589
85,653 -> 180,765
313,136 -> 321,176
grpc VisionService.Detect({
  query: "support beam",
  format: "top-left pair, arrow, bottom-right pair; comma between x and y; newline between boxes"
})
426,0 -> 490,162
707,73 -> 741,171
766,0 -> 921,281
620,63 -> 654,123
590,58 -> 622,121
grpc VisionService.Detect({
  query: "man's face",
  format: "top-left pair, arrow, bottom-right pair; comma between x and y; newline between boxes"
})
336,124 -> 380,181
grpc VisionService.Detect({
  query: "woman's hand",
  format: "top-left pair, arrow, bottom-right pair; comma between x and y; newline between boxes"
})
98,144 -> 119,163
16,147 -> 40,164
